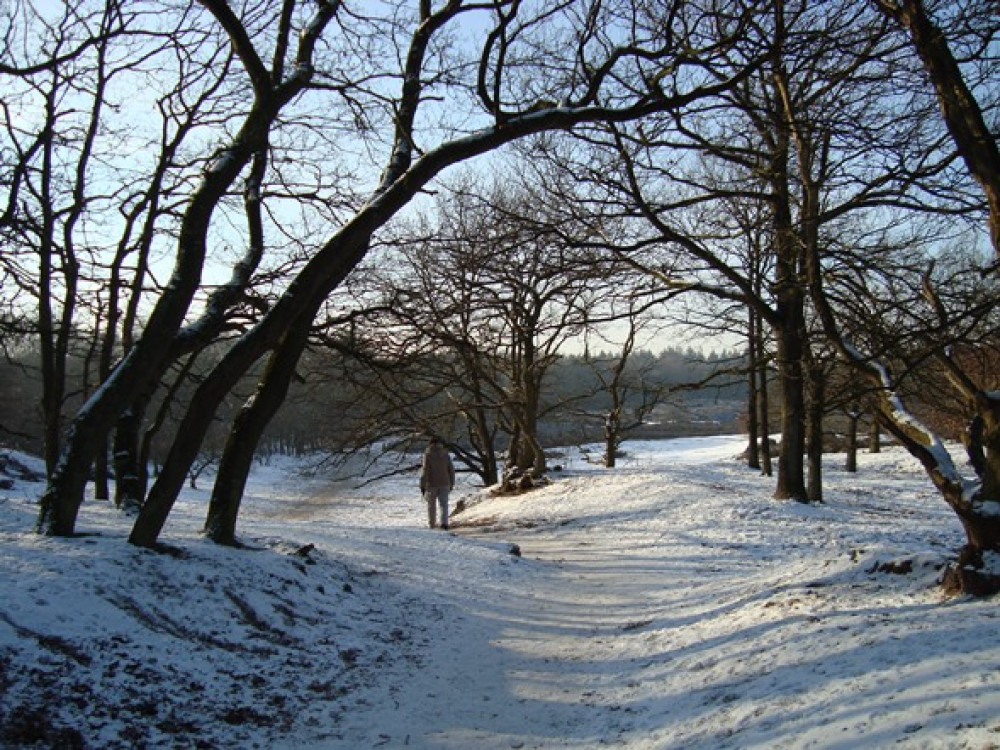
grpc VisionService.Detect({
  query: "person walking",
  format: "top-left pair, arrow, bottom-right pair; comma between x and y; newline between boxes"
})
420,437 -> 455,530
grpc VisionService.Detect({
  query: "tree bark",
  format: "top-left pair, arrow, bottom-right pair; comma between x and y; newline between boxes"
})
36,1 -> 338,537
204,316 -> 312,545
868,412 -> 882,453
36,122 -> 271,535
806,357 -> 824,503
773,319 -> 808,501
605,412 -> 620,469
875,0 -> 1000,260
128,344 -> 249,547
845,410 -> 859,473
468,405 -> 499,486
746,309 -> 761,470
768,0 -> 807,502
758,324 -> 773,478
112,391 -> 152,513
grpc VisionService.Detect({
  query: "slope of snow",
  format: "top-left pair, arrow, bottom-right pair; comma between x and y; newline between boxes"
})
1,436 -> 999,749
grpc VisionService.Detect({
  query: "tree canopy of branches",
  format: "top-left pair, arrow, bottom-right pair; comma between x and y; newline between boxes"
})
1,0 -> 763,544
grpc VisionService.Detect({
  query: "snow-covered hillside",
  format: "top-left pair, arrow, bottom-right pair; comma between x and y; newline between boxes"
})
2,436 -> 998,749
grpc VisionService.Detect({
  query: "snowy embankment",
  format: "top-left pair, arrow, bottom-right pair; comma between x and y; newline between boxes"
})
1,436 -> 999,749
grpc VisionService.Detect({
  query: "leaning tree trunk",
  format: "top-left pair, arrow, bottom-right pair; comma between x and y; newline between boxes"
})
128,360 -> 237,547
37,363 -> 160,535
37,136 -> 267,536
805,199 -> 1000,597
873,404 -> 1000,596
35,3 -> 340,538
127,320 -> 286,547
845,391 -> 1000,598
204,320 -> 311,546
129,228 -> 371,548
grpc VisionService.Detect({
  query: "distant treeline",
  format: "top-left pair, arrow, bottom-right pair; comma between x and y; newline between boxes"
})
0,341 -> 745,463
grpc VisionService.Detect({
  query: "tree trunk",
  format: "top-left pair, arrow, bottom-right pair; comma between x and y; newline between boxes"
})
941,493 -> 1000,597
757,315 -> 773,478
746,312 -> 761,470
879,408 -> 1000,596
36,134 -> 267,536
128,338 -> 264,547
467,406 -> 499,486
845,410 -> 859,473
92,447 -> 110,502
34,4 -> 341,537
204,322 -> 310,545
604,363 -> 626,468
773,316 -> 808,501
35,423 -> 99,536
868,412 -> 882,453
515,432 -> 545,475
805,358 -> 824,503
505,423 -> 521,472
605,412 -> 619,469
113,392 -> 152,513
518,348 -> 547,476
768,31 -> 807,501
129,292 -> 341,547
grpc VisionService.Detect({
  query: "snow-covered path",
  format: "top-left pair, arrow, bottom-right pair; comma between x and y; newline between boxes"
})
258,437 -> 1000,749
310,523 -> 679,749
256,453 -> 732,748
4,436 -> 1000,749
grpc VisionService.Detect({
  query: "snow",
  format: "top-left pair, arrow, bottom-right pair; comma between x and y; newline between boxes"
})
865,360 -> 964,489
2,436 -> 1000,749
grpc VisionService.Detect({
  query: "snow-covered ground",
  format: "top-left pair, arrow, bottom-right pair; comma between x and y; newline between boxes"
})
2,436 -> 999,749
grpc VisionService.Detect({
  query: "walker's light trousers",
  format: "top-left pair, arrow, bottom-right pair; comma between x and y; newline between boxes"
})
425,487 -> 450,529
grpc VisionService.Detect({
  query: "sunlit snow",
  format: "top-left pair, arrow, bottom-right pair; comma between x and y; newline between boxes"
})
2,436 -> 999,748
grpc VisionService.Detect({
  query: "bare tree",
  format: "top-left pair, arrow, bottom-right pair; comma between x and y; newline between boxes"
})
560,0 -> 961,508
811,236 -> 1000,593
119,0 -> 765,547
582,296 -> 676,468
1,2 -> 130,474
33,0 -> 342,537
873,0 -> 1000,259
792,0 -> 1000,594
363,176 -> 632,482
